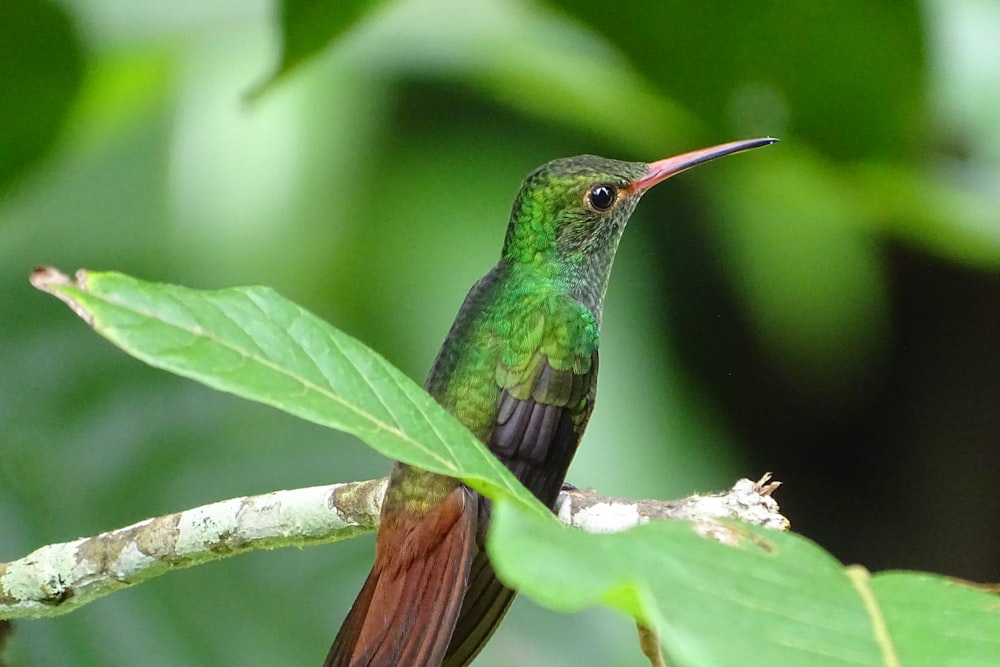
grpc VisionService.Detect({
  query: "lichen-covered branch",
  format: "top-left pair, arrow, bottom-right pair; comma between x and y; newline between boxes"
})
0,479 -> 387,620
0,475 -> 784,620
557,474 -> 786,534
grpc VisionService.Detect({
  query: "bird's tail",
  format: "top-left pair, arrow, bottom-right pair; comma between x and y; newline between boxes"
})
323,484 -> 477,667
442,552 -> 516,667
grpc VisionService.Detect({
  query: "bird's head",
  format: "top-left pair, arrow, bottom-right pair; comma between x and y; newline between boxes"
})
502,138 -> 777,269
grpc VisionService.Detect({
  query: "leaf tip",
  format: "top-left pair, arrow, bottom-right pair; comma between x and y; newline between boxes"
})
241,75 -> 274,106
30,265 -> 70,289
30,266 -> 94,326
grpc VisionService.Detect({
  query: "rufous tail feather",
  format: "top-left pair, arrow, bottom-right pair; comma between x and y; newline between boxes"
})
323,486 -> 477,667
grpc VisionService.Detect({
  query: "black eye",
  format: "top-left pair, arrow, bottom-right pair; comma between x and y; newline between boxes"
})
587,184 -> 617,211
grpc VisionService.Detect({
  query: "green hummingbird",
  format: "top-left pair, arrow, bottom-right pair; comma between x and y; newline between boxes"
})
323,137 -> 776,667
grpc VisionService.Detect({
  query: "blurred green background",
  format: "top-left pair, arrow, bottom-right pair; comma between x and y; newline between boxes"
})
2,0 -> 999,664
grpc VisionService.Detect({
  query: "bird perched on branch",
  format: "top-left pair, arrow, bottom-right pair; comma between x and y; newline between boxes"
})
324,137 -> 777,667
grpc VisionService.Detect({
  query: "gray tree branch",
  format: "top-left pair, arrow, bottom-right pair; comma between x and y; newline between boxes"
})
0,475 -> 785,620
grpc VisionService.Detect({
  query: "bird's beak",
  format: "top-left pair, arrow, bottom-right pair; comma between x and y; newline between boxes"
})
635,137 -> 778,191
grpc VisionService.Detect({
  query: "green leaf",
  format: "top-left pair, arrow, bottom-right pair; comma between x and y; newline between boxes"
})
29,267 -> 546,517
872,571 -> 1000,666
249,0 -> 385,98
489,500 -> 1000,667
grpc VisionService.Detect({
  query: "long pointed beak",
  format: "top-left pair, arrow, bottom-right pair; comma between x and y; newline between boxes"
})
636,137 -> 778,191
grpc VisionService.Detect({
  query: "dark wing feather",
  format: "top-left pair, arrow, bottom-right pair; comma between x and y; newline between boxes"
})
442,351 -> 598,667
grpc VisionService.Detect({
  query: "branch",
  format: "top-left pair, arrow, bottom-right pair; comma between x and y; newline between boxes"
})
556,474 -> 786,534
0,475 -> 785,620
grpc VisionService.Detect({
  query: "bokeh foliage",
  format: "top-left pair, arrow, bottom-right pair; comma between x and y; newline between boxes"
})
2,0 -> 998,664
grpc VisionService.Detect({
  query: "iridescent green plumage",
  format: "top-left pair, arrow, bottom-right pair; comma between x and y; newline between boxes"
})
325,140 -> 776,667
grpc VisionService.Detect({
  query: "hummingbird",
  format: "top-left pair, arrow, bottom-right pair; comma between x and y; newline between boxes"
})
323,137 -> 776,667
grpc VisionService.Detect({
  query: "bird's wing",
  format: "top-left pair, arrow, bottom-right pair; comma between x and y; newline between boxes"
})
443,340 -> 598,667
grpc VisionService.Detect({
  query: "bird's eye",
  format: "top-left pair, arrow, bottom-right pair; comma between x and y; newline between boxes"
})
587,184 -> 617,211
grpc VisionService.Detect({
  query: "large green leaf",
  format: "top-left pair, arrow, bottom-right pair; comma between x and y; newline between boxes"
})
489,499 -> 1000,667
30,267 -> 546,516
